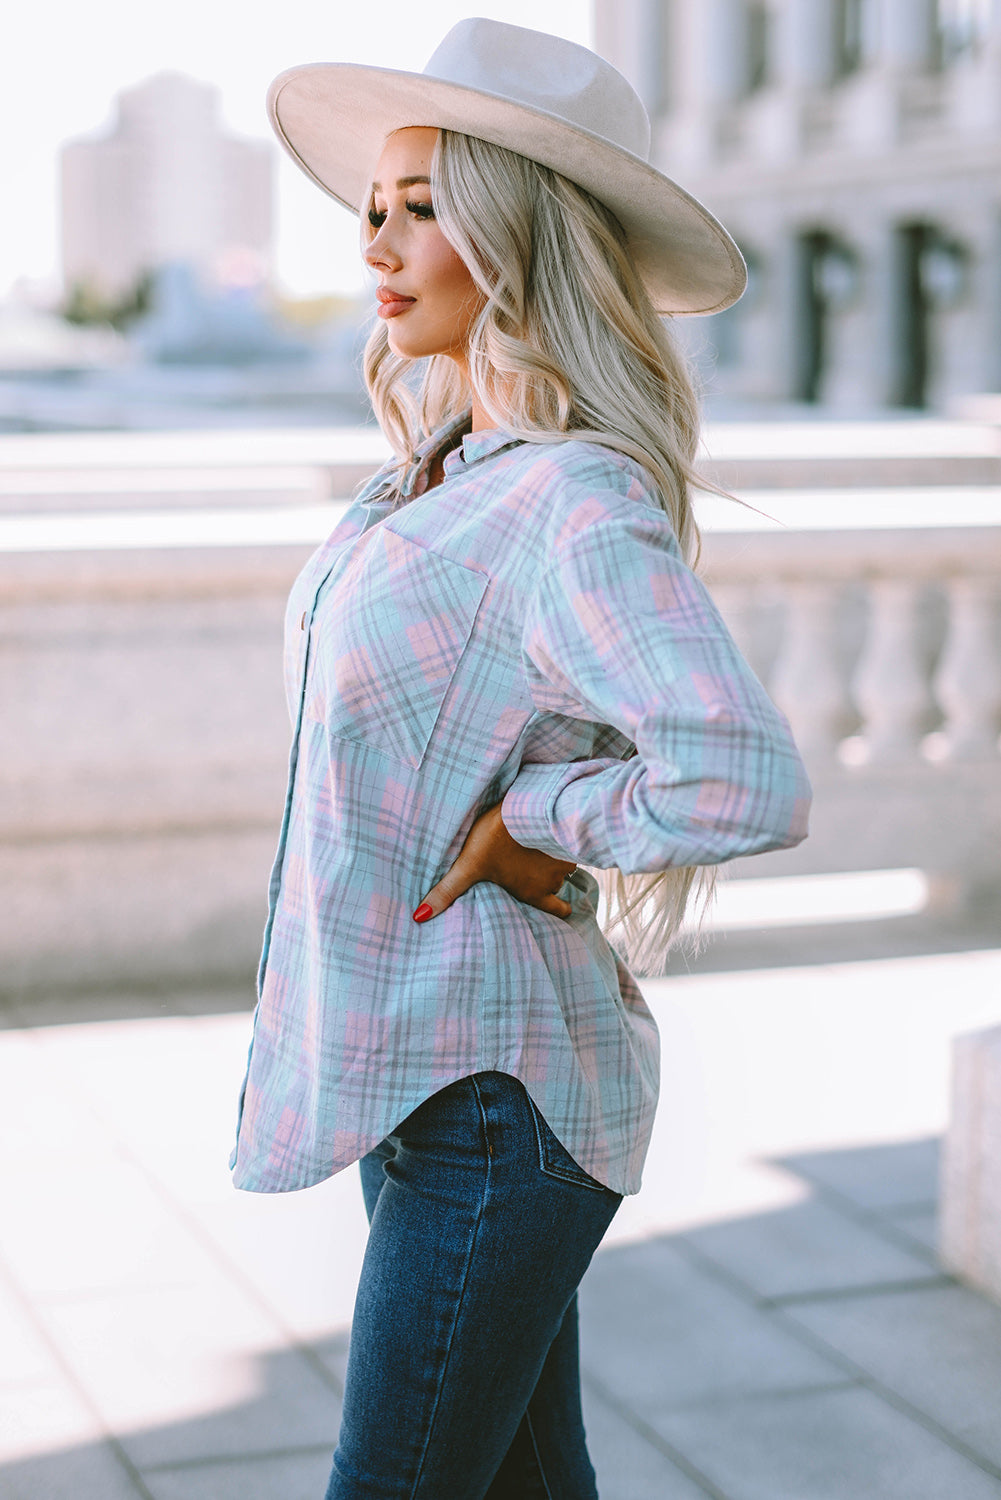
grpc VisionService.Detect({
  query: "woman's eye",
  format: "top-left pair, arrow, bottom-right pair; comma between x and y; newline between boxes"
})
407,200 -> 435,220
367,208 -> 387,229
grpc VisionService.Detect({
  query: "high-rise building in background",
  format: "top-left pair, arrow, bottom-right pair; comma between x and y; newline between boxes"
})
60,73 -> 273,305
596,0 -> 1001,410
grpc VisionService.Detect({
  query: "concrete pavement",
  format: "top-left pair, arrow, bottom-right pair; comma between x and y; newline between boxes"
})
3,932 -> 1001,1499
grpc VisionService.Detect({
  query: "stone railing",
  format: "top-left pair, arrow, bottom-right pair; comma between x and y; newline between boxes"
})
699,489 -> 1001,912
1,427 -> 999,995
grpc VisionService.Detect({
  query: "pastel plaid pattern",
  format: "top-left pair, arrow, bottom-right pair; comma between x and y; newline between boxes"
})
231,417 -> 811,1196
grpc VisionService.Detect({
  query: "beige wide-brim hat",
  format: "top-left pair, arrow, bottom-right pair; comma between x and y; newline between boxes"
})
267,17 -> 745,317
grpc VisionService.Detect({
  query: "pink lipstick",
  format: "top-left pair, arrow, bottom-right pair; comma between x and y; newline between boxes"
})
377,286 -> 416,319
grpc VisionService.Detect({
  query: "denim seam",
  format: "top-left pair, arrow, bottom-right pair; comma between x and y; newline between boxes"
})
524,1407 -> 556,1500
407,1075 -> 493,1498
525,1089 -> 607,1193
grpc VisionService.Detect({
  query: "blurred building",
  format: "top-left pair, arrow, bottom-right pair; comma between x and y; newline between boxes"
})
60,73 -> 273,304
596,0 -> 1001,410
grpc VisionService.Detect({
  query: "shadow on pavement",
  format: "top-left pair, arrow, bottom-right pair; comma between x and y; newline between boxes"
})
8,1136 -> 1001,1500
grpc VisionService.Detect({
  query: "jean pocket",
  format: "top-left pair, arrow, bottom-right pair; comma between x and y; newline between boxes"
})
305,528 -> 488,770
524,1091 -> 609,1193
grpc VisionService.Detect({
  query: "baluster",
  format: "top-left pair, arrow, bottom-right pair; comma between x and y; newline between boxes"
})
853,577 -> 934,763
935,575 -> 1001,759
769,580 -> 854,764
711,581 -> 762,675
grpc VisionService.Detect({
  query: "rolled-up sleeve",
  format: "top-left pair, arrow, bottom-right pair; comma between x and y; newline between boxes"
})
501,503 -> 812,871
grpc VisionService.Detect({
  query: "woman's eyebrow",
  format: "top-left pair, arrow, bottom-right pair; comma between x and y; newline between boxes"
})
371,175 -> 432,191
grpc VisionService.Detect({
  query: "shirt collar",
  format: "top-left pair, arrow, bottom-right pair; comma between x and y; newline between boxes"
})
446,424 -> 521,475
368,413 -> 522,506
401,411 -> 471,499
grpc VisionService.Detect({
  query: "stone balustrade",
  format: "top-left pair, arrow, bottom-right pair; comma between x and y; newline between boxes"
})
700,493 -> 1001,910
1,426 -> 999,996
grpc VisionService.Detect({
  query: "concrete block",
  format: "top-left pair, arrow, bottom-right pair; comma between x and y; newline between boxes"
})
884,1203 -> 939,1255
0,1158 -> 221,1298
651,1384 -> 1001,1500
581,1388 -> 711,1500
778,1137 -> 940,1212
940,1024 -> 1001,1302
30,1013 -> 247,1190
0,828 -> 275,996
0,1029 -> 115,1168
310,1333 -> 351,1393
33,1282 -> 340,1469
787,1282 -> 1001,1472
0,1381 -> 142,1498
194,1182 -> 368,1343
141,1449 -> 335,1500
579,1238 -> 839,1415
0,1283 -> 61,1387
680,1196 -> 938,1301
0,1438 -> 144,1500
0,542 -> 300,998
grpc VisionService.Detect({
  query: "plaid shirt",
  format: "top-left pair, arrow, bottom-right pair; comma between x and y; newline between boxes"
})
231,416 -> 811,1195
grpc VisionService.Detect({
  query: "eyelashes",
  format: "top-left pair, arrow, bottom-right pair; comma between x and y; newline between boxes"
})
367,200 -> 436,229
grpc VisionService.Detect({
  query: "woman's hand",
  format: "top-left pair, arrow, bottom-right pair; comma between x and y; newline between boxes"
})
413,803 -> 577,923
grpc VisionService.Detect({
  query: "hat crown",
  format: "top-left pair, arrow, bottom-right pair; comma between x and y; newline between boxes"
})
423,18 -> 651,163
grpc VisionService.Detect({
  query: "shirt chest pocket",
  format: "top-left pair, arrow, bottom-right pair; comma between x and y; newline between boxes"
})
305,528 -> 489,770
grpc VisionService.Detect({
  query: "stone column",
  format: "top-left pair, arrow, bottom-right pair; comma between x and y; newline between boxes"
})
880,0 -> 938,69
634,0 -> 670,118
657,0 -> 745,167
774,0 -> 834,89
671,0 -> 745,109
594,0 -> 667,116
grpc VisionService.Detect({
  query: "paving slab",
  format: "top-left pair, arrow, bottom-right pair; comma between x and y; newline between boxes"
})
3,945 -> 1001,1500
0,1376 -> 107,1465
785,1282 -> 1001,1472
579,1238 -> 840,1414
309,1332 -> 351,1391
0,1158 -> 224,1298
140,1447 -> 335,1500
31,1014 -> 244,1164
0,1441 -> 145,1500
30,1283 -> 340,1470
0,1380 -> 144,1500
777,1137 -> 941,1213
652,1384 -> 1001,1500
0,1278 -> 62,1386
581,1387 -> 717,1499
189,1174 -> 368,1341
0,1029 -> 114,1169
679,1194 -> 940,1302
883,1203 -> 939,1255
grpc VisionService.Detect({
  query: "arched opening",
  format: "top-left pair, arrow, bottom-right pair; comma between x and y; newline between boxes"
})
793,231 -> 828,403
891,224 -> 931,408
793,231 -> 860,403
890,223 -> 967,408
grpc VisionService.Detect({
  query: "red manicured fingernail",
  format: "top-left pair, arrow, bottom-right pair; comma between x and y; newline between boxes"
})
413,903 -> 433,924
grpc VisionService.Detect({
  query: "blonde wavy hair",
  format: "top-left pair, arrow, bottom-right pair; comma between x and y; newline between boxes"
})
362,129 -> 715,974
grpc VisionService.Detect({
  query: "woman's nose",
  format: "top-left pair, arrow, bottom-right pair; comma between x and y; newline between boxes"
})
364,226 -> 402,273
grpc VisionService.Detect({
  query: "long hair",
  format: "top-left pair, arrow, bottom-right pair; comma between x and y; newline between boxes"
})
361,129 -> 715,973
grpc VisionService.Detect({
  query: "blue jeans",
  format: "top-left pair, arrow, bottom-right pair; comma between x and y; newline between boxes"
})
324,1072 -> 622,1499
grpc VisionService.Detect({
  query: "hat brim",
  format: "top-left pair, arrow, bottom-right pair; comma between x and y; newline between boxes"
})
268,63 -> 746,317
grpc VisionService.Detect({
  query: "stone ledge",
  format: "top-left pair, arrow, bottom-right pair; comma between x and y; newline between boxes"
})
0,827 -> 272,997
940,1025 -> 1001,1304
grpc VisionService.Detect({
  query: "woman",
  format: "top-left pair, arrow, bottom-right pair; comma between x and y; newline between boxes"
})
232,18 -> 811,1499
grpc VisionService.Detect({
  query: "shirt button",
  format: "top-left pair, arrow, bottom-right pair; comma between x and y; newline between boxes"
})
300,611 -> 307,630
